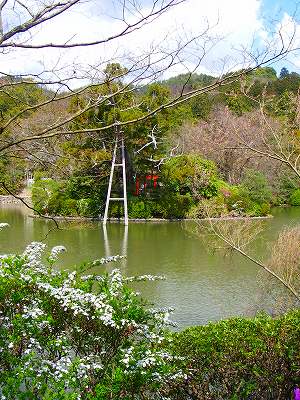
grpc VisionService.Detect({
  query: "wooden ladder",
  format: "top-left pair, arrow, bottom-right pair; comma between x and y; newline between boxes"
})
103,136 -> 128,225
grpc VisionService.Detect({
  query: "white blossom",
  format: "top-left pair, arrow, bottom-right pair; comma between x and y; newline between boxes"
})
91,255 -> 125,266
49,245 -> 66,262
0,223 -> 9,230
22,242 -> 46,268
125,274 -> 166,282
0,240 -> 181,396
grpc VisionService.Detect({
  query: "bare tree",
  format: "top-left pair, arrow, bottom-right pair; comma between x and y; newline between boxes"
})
220,79 -> 300,184
0,0 -> 299,196
0,0 -> 184,49
189,216 -> 300,307
171,106 -> 283,184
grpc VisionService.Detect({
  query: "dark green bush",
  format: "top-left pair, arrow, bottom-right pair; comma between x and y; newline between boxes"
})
128,198 -> 153,219
109,195 -> 194,219
32,176 -> 106,217
77,198 -> 94,216
61,198 -> 78,216
32,177 -> 62,214
257,202 -> 271,216
0,156 -> 24,195
273,171 -> 299,205
47,190 -> 69,215
226,174 -> 272,217
108,202 -> 124,218
161,154 -> 219,199
226,95 -> 254,116
111,198 -> 153,219
156,193 -> 194,218
169,311 -> 300,400
187,196 -> 228,218
290,189 -> 300,206
66,177 -> 106,217
240,169 -> 272,205
226,187 -> 257,216
245,202 -> 271,217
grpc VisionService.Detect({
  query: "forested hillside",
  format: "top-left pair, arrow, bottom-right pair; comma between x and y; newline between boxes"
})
2,65 -> 300,219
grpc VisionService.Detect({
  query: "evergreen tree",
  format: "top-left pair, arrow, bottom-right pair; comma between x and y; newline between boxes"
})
279,67 -> 289,79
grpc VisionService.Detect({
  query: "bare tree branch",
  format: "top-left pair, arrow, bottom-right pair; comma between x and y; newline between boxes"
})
0,0 -> 184,48
0,181 -> 60,229
192,216 -> 300,303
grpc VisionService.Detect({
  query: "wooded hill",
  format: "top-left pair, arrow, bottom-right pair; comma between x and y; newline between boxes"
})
2,66 -> 300,218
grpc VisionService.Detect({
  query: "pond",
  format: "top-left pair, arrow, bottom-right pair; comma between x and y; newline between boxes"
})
1,205 -> 300,328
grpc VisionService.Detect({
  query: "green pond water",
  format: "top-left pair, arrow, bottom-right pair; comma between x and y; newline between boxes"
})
1,205 -> 300,328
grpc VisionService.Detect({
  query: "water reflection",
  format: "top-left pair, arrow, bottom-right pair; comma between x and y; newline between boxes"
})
102,224 -> 111,257
1,205 -> 300,328
102,224 -> 128,269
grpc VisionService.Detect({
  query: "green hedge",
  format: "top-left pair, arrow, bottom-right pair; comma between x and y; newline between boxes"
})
161,154 -> 219,199
169,311 -> 300,399
290,189 -> 300,206
32,176 -> 107,217
110,194 -> 194,219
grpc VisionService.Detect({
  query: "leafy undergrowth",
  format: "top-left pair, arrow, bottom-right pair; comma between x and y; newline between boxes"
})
170,311 -> 300,399
0,238 -> 181,399
1,223 -> 300,399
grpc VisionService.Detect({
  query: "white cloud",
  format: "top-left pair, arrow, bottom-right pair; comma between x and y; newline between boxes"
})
270,12 -> 300,70
0,0 -> 268,86
247,10 -> 300,73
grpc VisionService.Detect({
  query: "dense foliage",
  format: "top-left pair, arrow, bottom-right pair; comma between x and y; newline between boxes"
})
1,240 -> 300,398
0,78 -> 46,194
32,158 -> 276,219
4,65 -> 300,219
0,240 -> 181,399
171,311 -> 300,399
32,175 -> 108,217
0,155 -> 25,195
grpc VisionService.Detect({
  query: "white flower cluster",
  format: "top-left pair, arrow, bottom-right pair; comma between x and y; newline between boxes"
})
0,222 -> 9,230
22,242 -> 46,268
37,281 -> 116,326
109,268 -> 123,296
48,245 -> 66,262
0,241 -> 183,397
119,308 -> 179,381
121,342 -> 183,383
148,307 -> 176,327
22,337 -> 43,356
22,302 -> 45,320
91,255 -> 125,266
124,274 -> 166,282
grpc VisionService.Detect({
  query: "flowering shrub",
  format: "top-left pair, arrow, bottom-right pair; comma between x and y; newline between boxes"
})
0,238 -> 181,399
0,223 -> 9,230
5,221 -> 300,399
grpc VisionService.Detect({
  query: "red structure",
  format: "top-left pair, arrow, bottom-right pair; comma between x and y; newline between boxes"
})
134,175 -> 158,195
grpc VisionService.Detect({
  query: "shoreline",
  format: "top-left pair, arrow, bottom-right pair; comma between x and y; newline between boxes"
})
0,195 -> 31,205
0,195 -> 273,222
28,214 -> 273,223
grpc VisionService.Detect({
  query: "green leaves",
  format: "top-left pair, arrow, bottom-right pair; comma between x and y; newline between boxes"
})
171,312 -> 300,399
0,244 -> 178,399
290,189 -> 300,206
161,154 -> 219,200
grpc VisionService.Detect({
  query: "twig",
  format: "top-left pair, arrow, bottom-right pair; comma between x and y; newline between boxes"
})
0,182 -> 60,230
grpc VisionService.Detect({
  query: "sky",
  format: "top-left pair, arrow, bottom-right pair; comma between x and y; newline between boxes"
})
261,0 -> 298,18
1,0 -> 300,86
